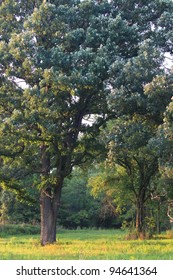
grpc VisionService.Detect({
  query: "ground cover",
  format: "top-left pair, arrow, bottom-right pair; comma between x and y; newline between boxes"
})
0,227 -> 173,260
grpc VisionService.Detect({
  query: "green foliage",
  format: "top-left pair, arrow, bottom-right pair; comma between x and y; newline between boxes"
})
0,224 -> 40,236
96,110 -> 165,233
144,74 -> 173,124
1,0 -> 172,182
88,164 -> 133,215
144,216 -> 156,236
0,189 -> 40,224
155,75 -> 173,196
59,168 -> 119,229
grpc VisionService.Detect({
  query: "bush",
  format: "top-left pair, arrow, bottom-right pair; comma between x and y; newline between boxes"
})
125,229 -> 152,240
166,229 -> 173,239
0,224 -> 40,235
125,231 -> 138,240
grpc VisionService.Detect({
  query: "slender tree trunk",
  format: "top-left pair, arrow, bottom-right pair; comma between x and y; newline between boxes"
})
135,181 -> 148,238
156,202 -> 161,234
136,197 -> 145,237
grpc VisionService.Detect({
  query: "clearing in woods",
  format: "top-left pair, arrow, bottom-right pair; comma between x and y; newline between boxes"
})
0,227 -> 173,259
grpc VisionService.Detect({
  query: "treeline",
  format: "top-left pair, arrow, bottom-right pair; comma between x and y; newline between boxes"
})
0,167 -> 171,233
0,169 -> 120,229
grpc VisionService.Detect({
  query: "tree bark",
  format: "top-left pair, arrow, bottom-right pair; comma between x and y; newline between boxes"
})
156,202 -> 161,234
40,184 -> 62,246
136,201 -> 143,232
40,143 -> 63,245
136,197 -> 145,237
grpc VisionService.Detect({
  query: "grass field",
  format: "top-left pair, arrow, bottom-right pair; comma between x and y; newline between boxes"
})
0,227 -> 173,260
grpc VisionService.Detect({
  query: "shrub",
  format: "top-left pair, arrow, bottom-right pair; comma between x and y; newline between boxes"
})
166,229 -> 173,239
0,224 -> 40,235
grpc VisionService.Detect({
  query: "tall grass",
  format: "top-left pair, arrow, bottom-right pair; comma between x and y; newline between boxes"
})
0,226 -> 173,260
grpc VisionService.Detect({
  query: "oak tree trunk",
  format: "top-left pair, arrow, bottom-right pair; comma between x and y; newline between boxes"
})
40,185 -> 62,245
40,143 -> 63,245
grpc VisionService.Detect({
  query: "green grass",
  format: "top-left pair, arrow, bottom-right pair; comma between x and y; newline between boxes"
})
0,226 -> 173,260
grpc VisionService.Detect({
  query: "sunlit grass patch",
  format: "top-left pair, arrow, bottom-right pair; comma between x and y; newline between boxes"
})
0,229 -> 173,260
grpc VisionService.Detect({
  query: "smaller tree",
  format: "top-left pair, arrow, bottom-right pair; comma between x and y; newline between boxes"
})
144,70 -> 173,227
88,164 -> 133,213
159,93 -> 173,225
97,116 -> 160,236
